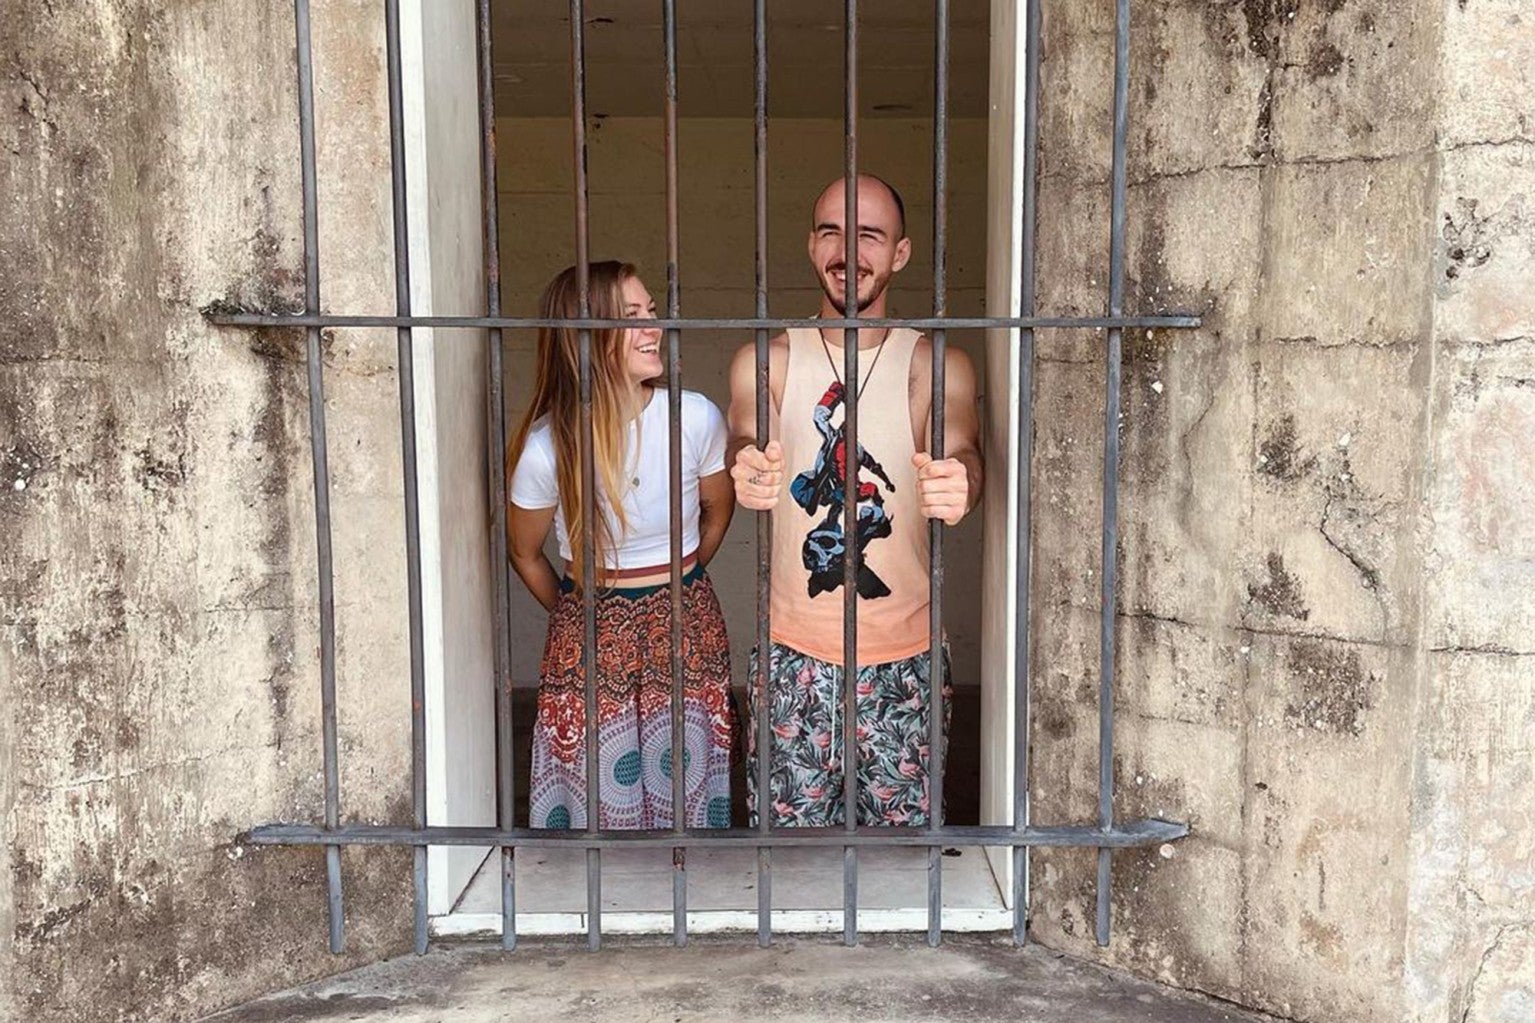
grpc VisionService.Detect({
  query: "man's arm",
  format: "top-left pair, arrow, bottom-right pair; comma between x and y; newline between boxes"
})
726,340 -> 785,511
725,342 -> 761,470
913,344 -> 983,525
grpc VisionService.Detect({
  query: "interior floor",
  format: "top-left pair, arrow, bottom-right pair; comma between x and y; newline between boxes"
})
441,844 -> 1010,936
438,688 -> 997,934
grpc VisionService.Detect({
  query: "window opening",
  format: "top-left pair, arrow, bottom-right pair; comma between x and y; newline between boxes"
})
208,0 -> 1200,955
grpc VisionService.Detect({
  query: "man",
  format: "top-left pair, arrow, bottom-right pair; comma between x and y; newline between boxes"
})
726,174 -> 983,827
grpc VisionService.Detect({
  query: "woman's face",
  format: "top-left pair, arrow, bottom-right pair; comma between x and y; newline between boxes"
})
618,274 -> 662,385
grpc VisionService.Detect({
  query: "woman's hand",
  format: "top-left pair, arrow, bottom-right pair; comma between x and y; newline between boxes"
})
508,503 -> 561,610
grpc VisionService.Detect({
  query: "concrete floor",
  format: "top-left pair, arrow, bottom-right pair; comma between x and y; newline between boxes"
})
203,935 -> 1273,1023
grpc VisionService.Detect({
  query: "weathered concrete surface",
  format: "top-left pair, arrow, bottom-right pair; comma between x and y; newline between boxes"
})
2,1 -> 1530,1022
1,2 -> 414,1020
201,936 -> 1278,1023
1025,1 -> 1533,1022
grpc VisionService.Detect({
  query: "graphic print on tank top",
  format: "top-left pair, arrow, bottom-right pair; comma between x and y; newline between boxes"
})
787,379 -> 898,599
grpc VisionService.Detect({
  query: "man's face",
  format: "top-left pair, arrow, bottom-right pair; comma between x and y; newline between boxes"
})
807,177 -> 911,314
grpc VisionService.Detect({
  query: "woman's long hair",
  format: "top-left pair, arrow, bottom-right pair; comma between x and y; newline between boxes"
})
507,260 -> 641,590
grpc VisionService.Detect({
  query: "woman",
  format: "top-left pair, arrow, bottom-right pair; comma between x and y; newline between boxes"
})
507,261 -> 736,830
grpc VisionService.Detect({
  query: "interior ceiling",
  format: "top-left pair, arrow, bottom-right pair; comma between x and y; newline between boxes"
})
490,1 -> 991,119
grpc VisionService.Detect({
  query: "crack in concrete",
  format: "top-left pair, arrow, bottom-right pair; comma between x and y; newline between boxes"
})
1429,643 -> 1535,658
1318,492 -> 1381,594
1122,607 -> 1202,630
1459,923 -> 1525,1023
1051,600 -> 1396,651
17,743 -> 282,792
1441,135 -> 1535,154
14,67 -> 57,133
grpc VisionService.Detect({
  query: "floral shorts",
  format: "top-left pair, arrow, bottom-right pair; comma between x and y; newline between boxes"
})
746,641 -> 952,827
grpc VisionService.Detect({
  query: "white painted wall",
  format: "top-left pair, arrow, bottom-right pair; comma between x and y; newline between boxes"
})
403,0 -> 497,915
979,0 -> 1027,904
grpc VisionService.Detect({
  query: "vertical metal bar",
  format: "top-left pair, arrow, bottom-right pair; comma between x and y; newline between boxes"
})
661,0 -> 688,949
569,0 -> 602,953
841,0 -> 860,949
1097,0 -> 1132,949
752,0 -> 774,950
474,0 -> 516,952
1013,0 -> 1042,948
293,0 -> 344,956
382,0 -> 428,957
925,0 -> 949,951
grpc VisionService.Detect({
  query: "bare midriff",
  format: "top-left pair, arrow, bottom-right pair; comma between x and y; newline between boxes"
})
563,551 -> 700,590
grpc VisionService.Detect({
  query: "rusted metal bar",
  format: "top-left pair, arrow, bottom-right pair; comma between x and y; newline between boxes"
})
567,0 -> 602,953
752,0 -> 773,950
292,0 -> 344,956
381,0 -> 429,957
661,0 -> 688,949
248,818 -> 1191,849
473,0 -> 516,951
1097,0 -> 1133,949
840,0 -> 860,949
208,312 -> 1202,332
926,0 -> 949,951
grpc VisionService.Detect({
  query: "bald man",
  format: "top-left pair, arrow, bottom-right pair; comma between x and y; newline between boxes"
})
726,174 -> 983,827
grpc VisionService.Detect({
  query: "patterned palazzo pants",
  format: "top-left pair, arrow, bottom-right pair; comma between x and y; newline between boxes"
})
529,567 -> 734,830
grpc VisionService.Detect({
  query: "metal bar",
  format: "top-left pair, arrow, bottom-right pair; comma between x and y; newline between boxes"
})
382,0 -> 428,957
1097,0 -> 1132,949
752,0 -> 773,951
921,0 -> 945,946
569,0 -> 602,954
926,0 -> 949,951
1013,0 -> 1042,948
474,0 -> 516,952
208,313 -> 1202,332
293,0 -> 344,956
661,0 -> 688,949
841,0 -> 860,949
247,818 -> 1191,849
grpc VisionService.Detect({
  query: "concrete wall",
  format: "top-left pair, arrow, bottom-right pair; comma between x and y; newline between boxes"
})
2,2 -> 1529,1021
1,2 -> 418,1020
493,116 -> 992,694
1022,2 -> 1534,1022
1405,2 -> 1535,1018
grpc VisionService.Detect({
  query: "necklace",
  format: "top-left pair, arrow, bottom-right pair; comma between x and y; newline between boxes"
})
819,328 -> 891,401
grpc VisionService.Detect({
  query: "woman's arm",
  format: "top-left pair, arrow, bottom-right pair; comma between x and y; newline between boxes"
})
508,503 -> 561,610
695,469 -> 735,568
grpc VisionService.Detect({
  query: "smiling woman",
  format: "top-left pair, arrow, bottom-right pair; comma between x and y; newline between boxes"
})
504,260 -> 737,831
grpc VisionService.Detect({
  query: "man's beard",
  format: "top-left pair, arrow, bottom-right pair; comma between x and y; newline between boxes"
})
820,267 -> 889,314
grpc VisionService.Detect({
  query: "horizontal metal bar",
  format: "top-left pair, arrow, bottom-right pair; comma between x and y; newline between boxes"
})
205,313 -> 1201,332
244,819 -> 1188,850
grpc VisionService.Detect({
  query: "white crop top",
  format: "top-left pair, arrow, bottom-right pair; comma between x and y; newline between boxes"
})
509,388 -> 728,570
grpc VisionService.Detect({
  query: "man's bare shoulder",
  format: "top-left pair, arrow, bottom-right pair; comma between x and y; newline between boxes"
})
907,334 -> 978,400
732,332 -> 790,358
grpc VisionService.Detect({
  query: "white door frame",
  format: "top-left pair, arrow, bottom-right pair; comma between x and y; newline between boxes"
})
415,0 -> 1033,924
400,0 -> 498,917
978,0 -> 1031,910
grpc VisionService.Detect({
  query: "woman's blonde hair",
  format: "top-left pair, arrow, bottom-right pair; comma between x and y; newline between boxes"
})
507,260 -> 643,590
